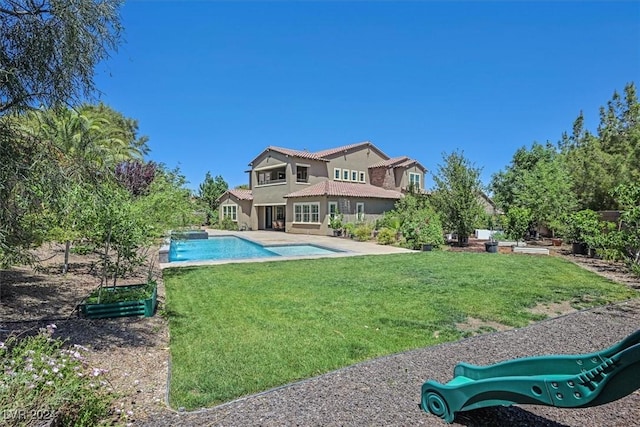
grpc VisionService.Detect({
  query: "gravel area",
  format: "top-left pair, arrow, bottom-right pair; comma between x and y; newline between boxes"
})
1,243 -> 639,426
140,299 -> 640,427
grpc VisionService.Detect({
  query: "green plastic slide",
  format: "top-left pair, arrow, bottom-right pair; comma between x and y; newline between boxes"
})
421,329 -> 640,423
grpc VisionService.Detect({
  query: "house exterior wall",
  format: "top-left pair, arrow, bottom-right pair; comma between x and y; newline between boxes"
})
329,197 -> 396,223
218,194 -> 252,229
325,147 -> 387,184
286,196 -> 326,235
399,164 -> 426,191
251,151 -> 290,206
251,152 -> 330,206
285,196 -> 396,235
370,167 -> 394,189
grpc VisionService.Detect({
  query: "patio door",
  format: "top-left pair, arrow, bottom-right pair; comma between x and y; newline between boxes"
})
265,206 -> 273,229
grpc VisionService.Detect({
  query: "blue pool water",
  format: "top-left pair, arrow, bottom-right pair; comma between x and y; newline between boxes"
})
168,236 -> 339,262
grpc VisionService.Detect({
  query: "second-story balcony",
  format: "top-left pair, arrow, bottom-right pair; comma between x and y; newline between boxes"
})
257,167 -> 287,186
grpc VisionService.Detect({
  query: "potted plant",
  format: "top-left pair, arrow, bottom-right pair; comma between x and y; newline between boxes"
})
329,213 -> 344,237
484,215 -> 499,253
484,234 -> 499,253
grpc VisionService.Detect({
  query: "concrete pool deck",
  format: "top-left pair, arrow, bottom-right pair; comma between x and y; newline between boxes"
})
159,229 -> 415,268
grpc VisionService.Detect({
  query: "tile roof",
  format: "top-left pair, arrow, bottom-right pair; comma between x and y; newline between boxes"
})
312,141 -> 375,158
253,142 -> 425,171
369,156 -> 427,172
368,156 -> 410,168
397,158 -> 418,168
222,189 -> 253,201
265,146 -> 326,161
284,181 -> 403,199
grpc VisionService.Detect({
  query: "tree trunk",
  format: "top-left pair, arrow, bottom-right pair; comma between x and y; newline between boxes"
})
112,252 -> 120,288
62,240 -> 71,274
99,227 -> 112,303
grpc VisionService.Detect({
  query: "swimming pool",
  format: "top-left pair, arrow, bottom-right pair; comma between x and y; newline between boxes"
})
168,235 -> 341,263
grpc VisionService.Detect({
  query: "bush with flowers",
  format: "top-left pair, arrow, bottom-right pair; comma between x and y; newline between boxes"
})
0,324 -> 114,426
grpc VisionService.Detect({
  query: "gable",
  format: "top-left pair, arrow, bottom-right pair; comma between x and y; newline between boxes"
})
314,141 -> 389,161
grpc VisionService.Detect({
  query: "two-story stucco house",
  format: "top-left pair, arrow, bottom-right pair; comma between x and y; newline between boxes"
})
217,141 -> 426,235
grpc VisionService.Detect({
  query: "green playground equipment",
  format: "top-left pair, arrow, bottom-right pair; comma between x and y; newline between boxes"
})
421,329 -> 640,423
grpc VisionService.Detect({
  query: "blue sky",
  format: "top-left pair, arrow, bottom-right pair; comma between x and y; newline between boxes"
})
93,1 -> 640,191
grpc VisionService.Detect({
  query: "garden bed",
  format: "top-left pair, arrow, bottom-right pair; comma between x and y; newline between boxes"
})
79,282 -> 157,319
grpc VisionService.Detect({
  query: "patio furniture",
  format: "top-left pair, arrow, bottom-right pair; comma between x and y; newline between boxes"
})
420,329 -> 640,423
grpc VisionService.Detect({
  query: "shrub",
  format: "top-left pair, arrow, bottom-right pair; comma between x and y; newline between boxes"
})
375,213 -> 401,231
219,217 -> 238,231
490,231 -> 506,241
343,222 -> 356,238
398,210 -> 445,250
563,209 -> 601,244
504,207 -> 532,242
412,215 -> 445,250
602,184 -> 640,275
376,227 -> 396,245
0,325 -> 113,426
328,214 -> 343,230
352,223 -> 373,241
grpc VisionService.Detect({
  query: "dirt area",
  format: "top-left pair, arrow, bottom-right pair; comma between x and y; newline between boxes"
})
455,317 -> 512,335
0,240 -> 638,425
0,244 -> 169,425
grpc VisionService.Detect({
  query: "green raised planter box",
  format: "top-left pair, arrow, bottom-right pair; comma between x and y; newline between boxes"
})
80,283 -> 157,319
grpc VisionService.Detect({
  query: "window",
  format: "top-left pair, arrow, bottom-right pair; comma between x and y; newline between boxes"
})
356,202 -> 365,221
358,171 -> 366,183
276,206 -> 285,220
334,168 -> 342,180
343,169 -> 350,181
294,202 -> 320,223
409,172 -> 422,189
351,170 -> 358,181
296,166 -> 308,183
222,204 -> 237,221
328,202 -> 338,219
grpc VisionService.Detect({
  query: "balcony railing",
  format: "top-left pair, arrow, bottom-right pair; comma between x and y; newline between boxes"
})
257,178 -> 286,186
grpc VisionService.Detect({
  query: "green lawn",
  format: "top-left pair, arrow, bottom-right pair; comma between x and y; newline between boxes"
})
163,252 -> 637,409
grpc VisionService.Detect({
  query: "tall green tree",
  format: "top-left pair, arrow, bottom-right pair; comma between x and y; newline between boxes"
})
491,142 -> 576,236
431,150 -> 484,245
0,0 -> 124,268
134,165 -> 197,239
198,172 -> 229,225
0,116 -> 60,267
1,0 -> 123,113
560,83 -> 640,210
